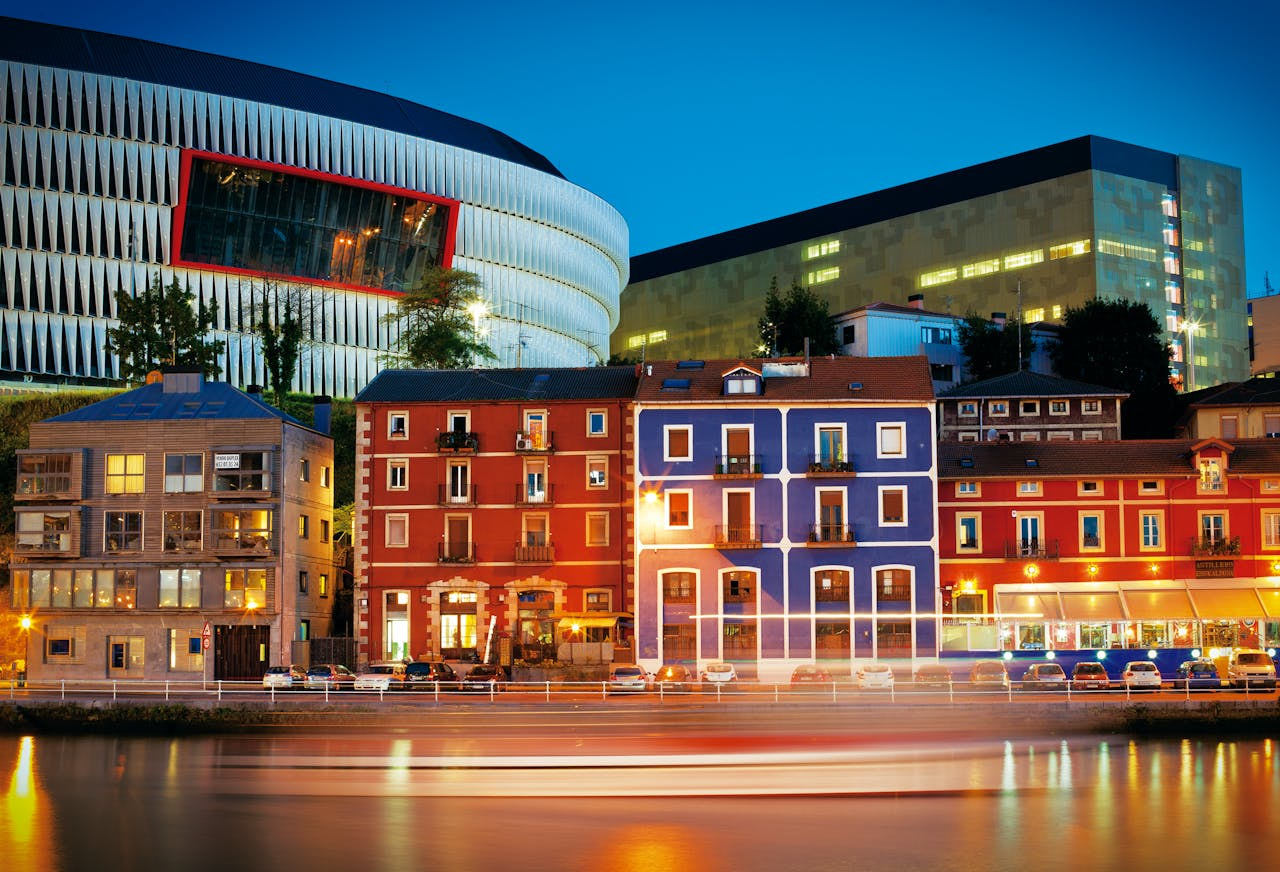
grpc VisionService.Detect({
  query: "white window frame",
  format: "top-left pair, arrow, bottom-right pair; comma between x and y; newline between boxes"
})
1079,511 -> 1104,551
586,456 -> 608,489
722,488 -> 756,535
664,425 -> 693,462
1139,479 -> 1164,495
1020,432 -> 1040,441
1262,511 -> 1280,549
1081,430 -> 1103,441
958,431 -> 979,442
447,410 -> 471,434
958,401 -> 978,417
957,513 -> 981,551
957,481 -> 979,497
1046,431 -> 1073,441
385,513 -> 409,548
877,485 -> 908,527
585,512 -> 610,547
387,459 -> 408,490
388,412 -> 409,439
988,401 -> 1009,418
1082,400 -> 1102,415
587,409 -> 607,437
665,489 -> 693,529
1019,400 -> 1039,416
876,422 -> 906,459
1078,480 -> 1101,496
1049,400 -> 1069,416
1018,480 -> 1041,496
1140,510 -> 1164,551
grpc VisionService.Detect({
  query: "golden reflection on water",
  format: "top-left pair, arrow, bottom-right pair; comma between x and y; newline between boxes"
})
579,823 -> 721,872
3,736 -> 57,872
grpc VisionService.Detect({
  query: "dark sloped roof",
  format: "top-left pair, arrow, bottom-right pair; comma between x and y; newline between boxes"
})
1187,374 -> 1280,407
2,16 -> 562,178
355,367 -> 641,403
839,301 -> 960,320
635,356 -> 934,403
938,438 -> 1280,479
937,370 -> 1127,399
44,377 -> 307,425
631,136 -> 1180,280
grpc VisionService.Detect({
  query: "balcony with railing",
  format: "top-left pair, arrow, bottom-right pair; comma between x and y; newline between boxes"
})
438,541 -> 475,564
1190,535 -> 1240,557
515,484 -> 555,506
514,542 -> 555,563
713,454 -> 762,478
1003,538 -> 1060,559
437,431 -> 479,453
437,484 -> 477,506
807,523 -> 856,546
806,453 -> 856,476
877,585 -> 912,602
714,524 -> 763,549
515,431 -> 555,453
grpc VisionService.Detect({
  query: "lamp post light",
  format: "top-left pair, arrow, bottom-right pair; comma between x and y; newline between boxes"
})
465,300 -> 488,367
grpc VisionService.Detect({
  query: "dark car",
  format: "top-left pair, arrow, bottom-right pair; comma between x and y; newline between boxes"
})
1020,662 -> 1067,690
789,664 -> 834,691
405,660 -> 458,690
654,664 -> 694,693
460,664 -> 506,692
304,664 -> 355,690
1071,661 -> 1111,691
912,663 -> 953,690
1174,659 -> 1222,691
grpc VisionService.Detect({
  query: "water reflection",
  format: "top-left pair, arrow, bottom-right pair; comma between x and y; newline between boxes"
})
2,733 -> 1278,871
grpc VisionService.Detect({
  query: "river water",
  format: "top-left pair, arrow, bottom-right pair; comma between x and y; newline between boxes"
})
3,730 -> 1278,871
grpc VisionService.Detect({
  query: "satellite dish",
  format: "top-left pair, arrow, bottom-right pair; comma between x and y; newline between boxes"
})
986,428 -> 998,441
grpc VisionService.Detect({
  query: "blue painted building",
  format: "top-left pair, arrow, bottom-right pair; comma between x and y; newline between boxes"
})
633,357 -> 938,682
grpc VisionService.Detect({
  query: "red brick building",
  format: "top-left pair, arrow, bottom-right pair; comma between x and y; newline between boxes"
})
938,438 -> 1280,660
353,367 -> 638,666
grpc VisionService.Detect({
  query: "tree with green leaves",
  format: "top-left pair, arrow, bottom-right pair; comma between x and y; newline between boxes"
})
1051,298 -> 1176,438
254,278 -> 309,408
106,274 -> 224,384
957,315 -> 1031,382
382,267 -> 496,369
756,277 -> 840,357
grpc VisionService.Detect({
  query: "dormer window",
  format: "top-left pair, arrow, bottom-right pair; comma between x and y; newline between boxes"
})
722,367 -> 761,395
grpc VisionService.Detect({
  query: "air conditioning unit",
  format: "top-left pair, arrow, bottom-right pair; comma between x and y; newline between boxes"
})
516,436 -> 534,451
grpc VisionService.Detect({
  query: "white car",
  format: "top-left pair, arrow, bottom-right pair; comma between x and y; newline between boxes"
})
700,661 -> 738,690
262,665 -> 303,690
353,662 -> 406,691
606,664 -> 651,693
857,662 -> 896,690
1121,661 -> 1163,690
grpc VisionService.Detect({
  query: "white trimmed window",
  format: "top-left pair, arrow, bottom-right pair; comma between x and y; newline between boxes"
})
385,514 -> 409,547
389,412 -> 408,439
664,425 -> 693,462
877,423 -> 906,458
388,459 -> 408,490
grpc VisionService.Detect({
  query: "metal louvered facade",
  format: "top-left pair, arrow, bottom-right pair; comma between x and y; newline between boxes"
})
1,30 -> 628,397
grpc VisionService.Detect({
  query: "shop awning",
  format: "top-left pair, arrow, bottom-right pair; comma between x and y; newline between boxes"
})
1123,589 -> 1196,620
1060,592 -> 1125,621
1190,589 -> 1265,619
556,617 -> 618,629
1257,588 -> 1280,619
995,592 -> 1063,621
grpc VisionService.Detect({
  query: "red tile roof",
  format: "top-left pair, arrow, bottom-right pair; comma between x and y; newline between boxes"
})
939,438 -> 1280,479
635,356 -> 934,403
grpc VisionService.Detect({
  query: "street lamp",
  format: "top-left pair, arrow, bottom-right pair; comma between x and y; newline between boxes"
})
465,300 -> 488,367
1179,316 -> 1201,391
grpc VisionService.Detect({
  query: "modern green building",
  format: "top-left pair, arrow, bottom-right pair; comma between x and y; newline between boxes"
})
616,136 -> 1246,390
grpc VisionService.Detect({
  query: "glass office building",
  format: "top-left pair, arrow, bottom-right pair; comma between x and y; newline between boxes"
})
1,17 -> 628,397
616,136 -> 1246,390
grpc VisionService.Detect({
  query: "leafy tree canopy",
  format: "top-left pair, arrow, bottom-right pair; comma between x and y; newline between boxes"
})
1051,298 -> 1176,438
756,277 -> 840,357
957,315 -> 1031,383
106,274 -> 225,384
382,267 -> 496,369
255,278 -> 308,408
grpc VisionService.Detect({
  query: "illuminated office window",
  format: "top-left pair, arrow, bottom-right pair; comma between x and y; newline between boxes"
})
627,334 -> 646,349
1098,239 -> 1158,262
1025,308 -> 1045,323
962,259 -> 1000,279
1162,194 -> 1178,217
1051,305 -> 1063,319
648,330 -> 668,344
1163,224 -> 1180,246
1166,310 -> 1180,333
1164,252 -> 1181,275
1049,240 -> 1091,260
808,267 -> 840,285
1165,281 -> 1182,304
805,240 -> 841,259
1185,267 -> 1205,280
920,268 -> 958,288
1003,250 -> 1044,270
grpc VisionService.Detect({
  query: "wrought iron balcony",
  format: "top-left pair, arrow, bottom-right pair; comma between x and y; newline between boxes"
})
806,454 -> 856,475
437,431 -> 479,452
437,484 -> 477,506
515,483 -> 555,506
714,524 -> 763,549
1190,535 -> 1240,557
1003,538 -> 1060,559
714,454 -> 762,478
438,541 -> 475,564
807,523 -> 857,546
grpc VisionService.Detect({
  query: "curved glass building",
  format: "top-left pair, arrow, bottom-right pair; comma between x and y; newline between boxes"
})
1,17 -> 628,396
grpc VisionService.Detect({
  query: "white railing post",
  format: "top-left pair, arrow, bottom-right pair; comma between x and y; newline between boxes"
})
165,681 -> 170,701
61,680 -> 66,700
217,680 -> 223,701
547,681 -> 552,701
112,681 -> 117,700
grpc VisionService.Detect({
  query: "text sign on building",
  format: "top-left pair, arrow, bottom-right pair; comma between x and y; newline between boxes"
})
1195,559 -> 1235,579
214,453 -> 241,470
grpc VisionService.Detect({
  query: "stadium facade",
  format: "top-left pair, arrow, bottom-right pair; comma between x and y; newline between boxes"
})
616,136 -> 1247,390
1,17 -> 628,397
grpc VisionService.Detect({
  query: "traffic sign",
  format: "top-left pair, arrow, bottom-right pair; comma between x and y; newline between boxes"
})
201,621 -> 212,651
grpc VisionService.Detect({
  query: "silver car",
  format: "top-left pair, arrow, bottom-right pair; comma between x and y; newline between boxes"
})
607,664 -> 651,693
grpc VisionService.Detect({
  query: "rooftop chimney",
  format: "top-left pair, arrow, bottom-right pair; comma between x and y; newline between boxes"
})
907,293 -> 924,310
161,366 -> 203,394
312,396 -> 333,435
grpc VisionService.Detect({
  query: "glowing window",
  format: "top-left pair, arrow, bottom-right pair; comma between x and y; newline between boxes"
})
920,268 -> 958,288
1164,253 -> 1181,275
1049,240 -> 1091,259
808,267 -> 840,285
627,334 -> 647,349
1165,281 -> 1182,304
805,240 -> 841,259
1051,305 -> 1063,319
1025,308 -> 1045,323
1003,250 -> 1044,270
648,330 -> 668,344
962,259 -> 1000,279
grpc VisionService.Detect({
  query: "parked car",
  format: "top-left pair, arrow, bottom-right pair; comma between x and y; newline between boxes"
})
262,664 -> 305,691
654,664 -> 694,692
353,661 -> 407,691
460,664 -> 506,692
1174,659 -> 1222,691
405,660 -> 458,690
1020,662 -> 1067,690
857,661 -> 896,690
968,659 -> 1010,689
790,664 -> 834,690
1071,661 -> 1111,691
607,664 -> 651,693
912,663 -> 953,690
1220,648 -> 1277,689
700,661 -> 738,690
1121,661 -> 1163,691
304,664 -> 355,690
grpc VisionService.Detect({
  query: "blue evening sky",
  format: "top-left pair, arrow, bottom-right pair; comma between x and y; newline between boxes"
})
6,1 -> 1278,299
